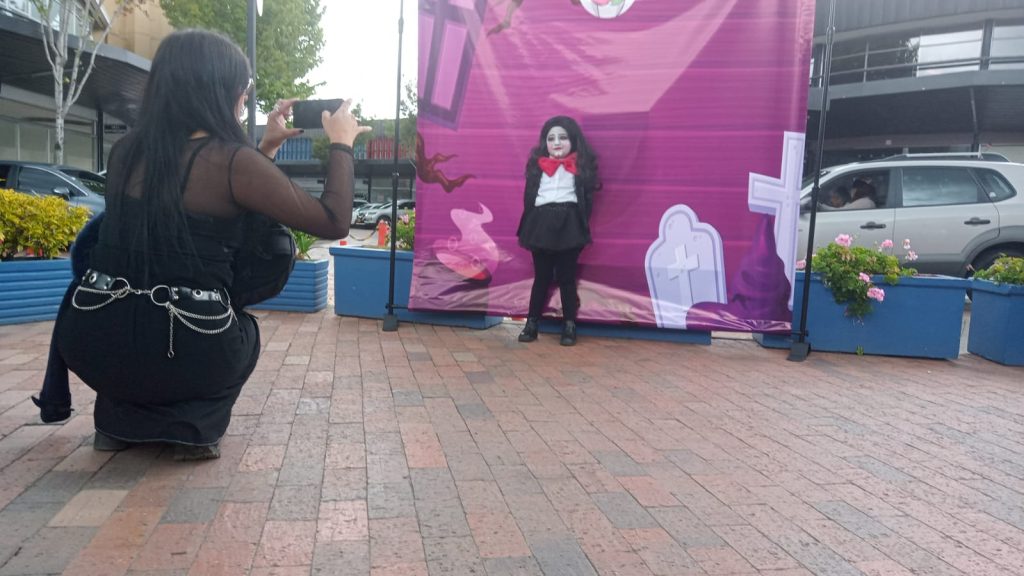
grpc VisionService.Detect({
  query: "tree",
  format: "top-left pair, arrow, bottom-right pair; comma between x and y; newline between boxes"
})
159,0 -> 324,112
30,0 -> 148,165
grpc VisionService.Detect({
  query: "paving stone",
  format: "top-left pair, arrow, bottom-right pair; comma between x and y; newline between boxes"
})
592,492 -> 659,529
529,537 -> 599,576
160,487 -> 225,524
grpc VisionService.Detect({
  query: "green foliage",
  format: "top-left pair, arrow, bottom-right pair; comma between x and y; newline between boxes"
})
0,189 -> 90,260
975,256 -> 1024,285
810,235 -> 916,319
391,213 -> 415,251
291,229 -> 317,260
159,0 -> 325,113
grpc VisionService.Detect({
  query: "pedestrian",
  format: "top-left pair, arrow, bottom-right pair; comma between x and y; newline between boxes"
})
39,29 -> 369,460
516,116 -> 601,346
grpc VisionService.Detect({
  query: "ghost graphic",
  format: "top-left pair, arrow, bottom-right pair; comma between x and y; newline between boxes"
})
580,0 -> 636,19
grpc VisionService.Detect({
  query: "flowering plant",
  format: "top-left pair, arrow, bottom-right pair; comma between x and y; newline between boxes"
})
391,212 -> 415,250
798,234 -> 917,318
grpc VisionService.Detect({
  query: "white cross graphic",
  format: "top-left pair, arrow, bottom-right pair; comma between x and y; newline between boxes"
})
748,132 -> 805,310
667,244 -> 700,281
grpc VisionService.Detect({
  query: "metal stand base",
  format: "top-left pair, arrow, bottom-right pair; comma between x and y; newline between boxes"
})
382,313 -> 400,332
787,341 -> 811,362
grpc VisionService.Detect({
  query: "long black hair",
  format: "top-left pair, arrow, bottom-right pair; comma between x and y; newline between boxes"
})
524,116 -> 601,193
107,29 -> 251,270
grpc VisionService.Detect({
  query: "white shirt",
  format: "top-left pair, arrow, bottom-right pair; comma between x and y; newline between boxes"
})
535,165 -> 578,206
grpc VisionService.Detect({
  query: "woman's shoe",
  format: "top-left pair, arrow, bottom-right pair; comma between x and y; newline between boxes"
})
31,396 -> 73,424
173,444 -> 221,461
93,431 -> 129,452
518,318 -> 539,342
560,320 -> 577,346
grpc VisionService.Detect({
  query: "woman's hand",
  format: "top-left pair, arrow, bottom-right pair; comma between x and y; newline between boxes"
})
323,99 -> 372,147
259,99 -> 303,159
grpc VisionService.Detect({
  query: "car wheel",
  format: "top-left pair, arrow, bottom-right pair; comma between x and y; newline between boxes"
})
377,216 -> 391,228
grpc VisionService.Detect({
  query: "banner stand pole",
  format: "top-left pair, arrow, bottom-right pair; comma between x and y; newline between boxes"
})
383,0 -> 405,332
789,0 -> 837,362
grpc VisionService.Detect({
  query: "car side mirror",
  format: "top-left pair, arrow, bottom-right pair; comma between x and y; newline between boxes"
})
52,186 -> 71,200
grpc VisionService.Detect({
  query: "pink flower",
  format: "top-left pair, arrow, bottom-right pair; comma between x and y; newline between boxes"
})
906,250 -> 918,262
835,234 -> 853,248
858,272 -> 871,283
903,238 -> 912,250
880,239 -> 893,249
795,259 -> 806,270
400,214 -> 410,225
867,287 -> 885,302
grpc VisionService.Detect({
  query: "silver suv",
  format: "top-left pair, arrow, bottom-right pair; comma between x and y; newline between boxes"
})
798,154 -> 1024,276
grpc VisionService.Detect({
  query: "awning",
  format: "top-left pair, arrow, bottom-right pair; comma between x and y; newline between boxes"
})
0,12 -> 149,125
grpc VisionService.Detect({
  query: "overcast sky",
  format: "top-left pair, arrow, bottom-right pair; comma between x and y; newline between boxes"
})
306,1 -> 419,119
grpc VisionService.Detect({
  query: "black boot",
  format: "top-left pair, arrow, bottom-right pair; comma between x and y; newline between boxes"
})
31,396 -> 73,424
560,320 -> 577,346
518,318 -> 539,342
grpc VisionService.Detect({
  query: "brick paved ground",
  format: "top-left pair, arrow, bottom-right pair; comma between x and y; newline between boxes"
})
1,310 -> 1023,575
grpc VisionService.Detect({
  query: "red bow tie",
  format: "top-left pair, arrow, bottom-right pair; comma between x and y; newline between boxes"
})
538,153 -> 577,176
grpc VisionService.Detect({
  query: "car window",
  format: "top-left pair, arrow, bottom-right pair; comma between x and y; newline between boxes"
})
61,169 -> 105,196
974,169 -> 1017,202
0,165 -> 10,188
900,167 -> 982,207
17,167 -> 68,196
818,169 -> 890,209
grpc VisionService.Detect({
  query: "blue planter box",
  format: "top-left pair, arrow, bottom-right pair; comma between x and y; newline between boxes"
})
0,259 -> 73,325
968,280 -> 1024,366
330,246 -> 502,329
757,272 -> 968,359
249,259 -> 329,313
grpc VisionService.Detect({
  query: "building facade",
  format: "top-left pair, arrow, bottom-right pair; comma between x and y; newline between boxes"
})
0,0 -> 163,170
808,0 -> 1024,168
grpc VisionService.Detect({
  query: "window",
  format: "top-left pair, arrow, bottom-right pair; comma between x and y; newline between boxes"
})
17,167 -> 68,196
819,170 -> 890,210
990,23 -> 1024,70
975,169 -> 1017,202
0,165 -> 11,189
900,168 -> 981,207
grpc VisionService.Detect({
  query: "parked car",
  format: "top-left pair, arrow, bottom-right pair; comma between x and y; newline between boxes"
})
798,153 -> 1024,277
351,202 -> 385,227
0,161 -> 106,214
349,199 -> 368,225
355,200 -> 415,227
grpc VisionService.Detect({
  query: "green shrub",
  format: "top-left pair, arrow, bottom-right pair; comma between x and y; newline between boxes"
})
0,189 -> 90,260
291,229 -> 317,260
391,212 -> 415,250
974,256 -> 1024,285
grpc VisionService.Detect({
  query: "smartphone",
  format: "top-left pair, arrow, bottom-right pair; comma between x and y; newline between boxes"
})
291,99 -> 344,129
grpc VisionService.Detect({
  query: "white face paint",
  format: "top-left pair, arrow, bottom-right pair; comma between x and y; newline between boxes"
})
546,126 -> 571,158
580,0 -> 637,19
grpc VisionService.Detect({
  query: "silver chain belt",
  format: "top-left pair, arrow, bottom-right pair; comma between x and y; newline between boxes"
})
72,276 -> 236,359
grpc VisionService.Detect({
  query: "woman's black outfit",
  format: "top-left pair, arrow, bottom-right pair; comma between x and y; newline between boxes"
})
50,139 -> 353,446
516,168 -> 595,344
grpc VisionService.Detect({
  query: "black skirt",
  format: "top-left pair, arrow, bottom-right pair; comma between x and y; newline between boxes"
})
518,202 -> 591,252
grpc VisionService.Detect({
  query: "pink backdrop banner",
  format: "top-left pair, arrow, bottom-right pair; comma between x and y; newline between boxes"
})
411,0 -> 815,333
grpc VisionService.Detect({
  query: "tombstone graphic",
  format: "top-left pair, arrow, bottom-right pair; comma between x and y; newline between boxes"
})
645,205 -> 727,330
748,131 -> 805,310
420,0 -> 487,129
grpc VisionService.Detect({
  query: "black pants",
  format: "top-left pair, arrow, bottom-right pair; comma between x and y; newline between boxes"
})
528,248 -> 581,320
